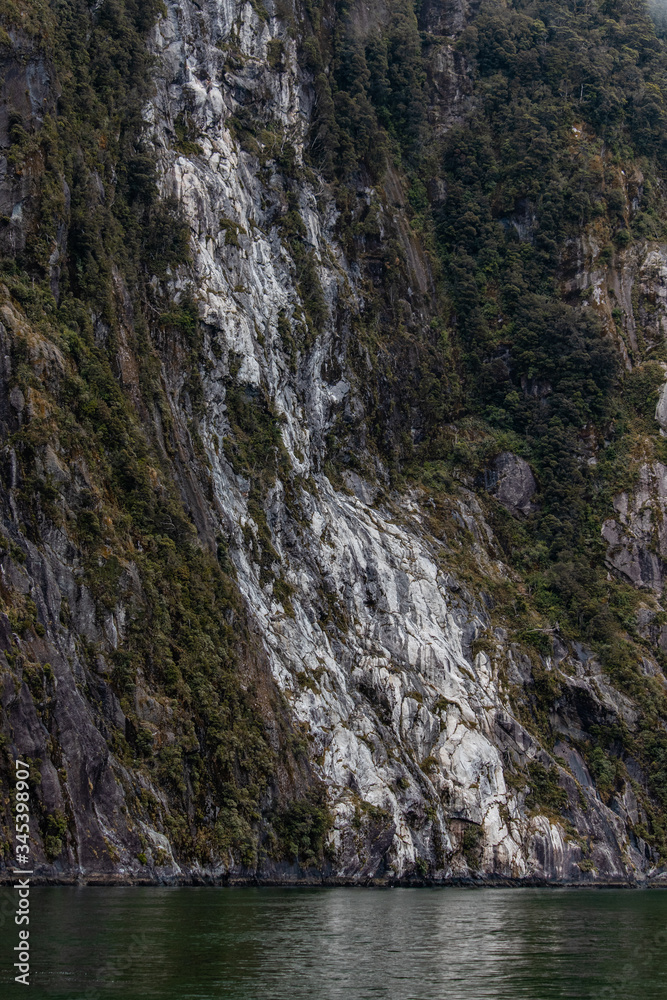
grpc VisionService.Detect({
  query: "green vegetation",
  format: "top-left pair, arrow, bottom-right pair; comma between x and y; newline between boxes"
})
525,761 -> 569,816
293,0 -> 667,851
0,0 -> 320,870
414,856 -> 429,876
43,810 -> 68,860
269,792 -> 332,868
461,823 -> 484,868
173,111 -> 204,156
278,195 -> 327,340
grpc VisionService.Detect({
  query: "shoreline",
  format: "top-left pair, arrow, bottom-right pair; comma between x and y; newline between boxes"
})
1,873 -> 666,889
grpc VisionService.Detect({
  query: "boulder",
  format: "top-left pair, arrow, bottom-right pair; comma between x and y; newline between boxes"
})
490,452 -> 537,516
602,462 -> 667,591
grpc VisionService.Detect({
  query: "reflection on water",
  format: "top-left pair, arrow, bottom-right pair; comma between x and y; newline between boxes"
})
0,885 -> 665,999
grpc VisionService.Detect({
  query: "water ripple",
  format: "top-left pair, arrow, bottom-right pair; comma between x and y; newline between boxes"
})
1,886 -> 665,999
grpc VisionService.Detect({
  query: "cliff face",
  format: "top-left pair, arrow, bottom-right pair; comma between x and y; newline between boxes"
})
2,0 -> 667,884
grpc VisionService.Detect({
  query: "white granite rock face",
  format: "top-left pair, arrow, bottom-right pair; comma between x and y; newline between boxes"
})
142,0 -> 651,881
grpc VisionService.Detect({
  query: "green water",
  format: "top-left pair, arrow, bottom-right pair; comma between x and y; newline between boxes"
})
0,886 -> 665,998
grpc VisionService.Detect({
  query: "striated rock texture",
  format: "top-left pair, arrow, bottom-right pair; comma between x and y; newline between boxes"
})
3,0 -> 667,887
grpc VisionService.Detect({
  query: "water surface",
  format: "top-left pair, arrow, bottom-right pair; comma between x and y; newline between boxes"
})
0,886 -> 665,999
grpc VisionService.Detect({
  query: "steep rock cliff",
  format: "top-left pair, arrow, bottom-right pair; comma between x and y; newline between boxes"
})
2,0 -> 667,885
